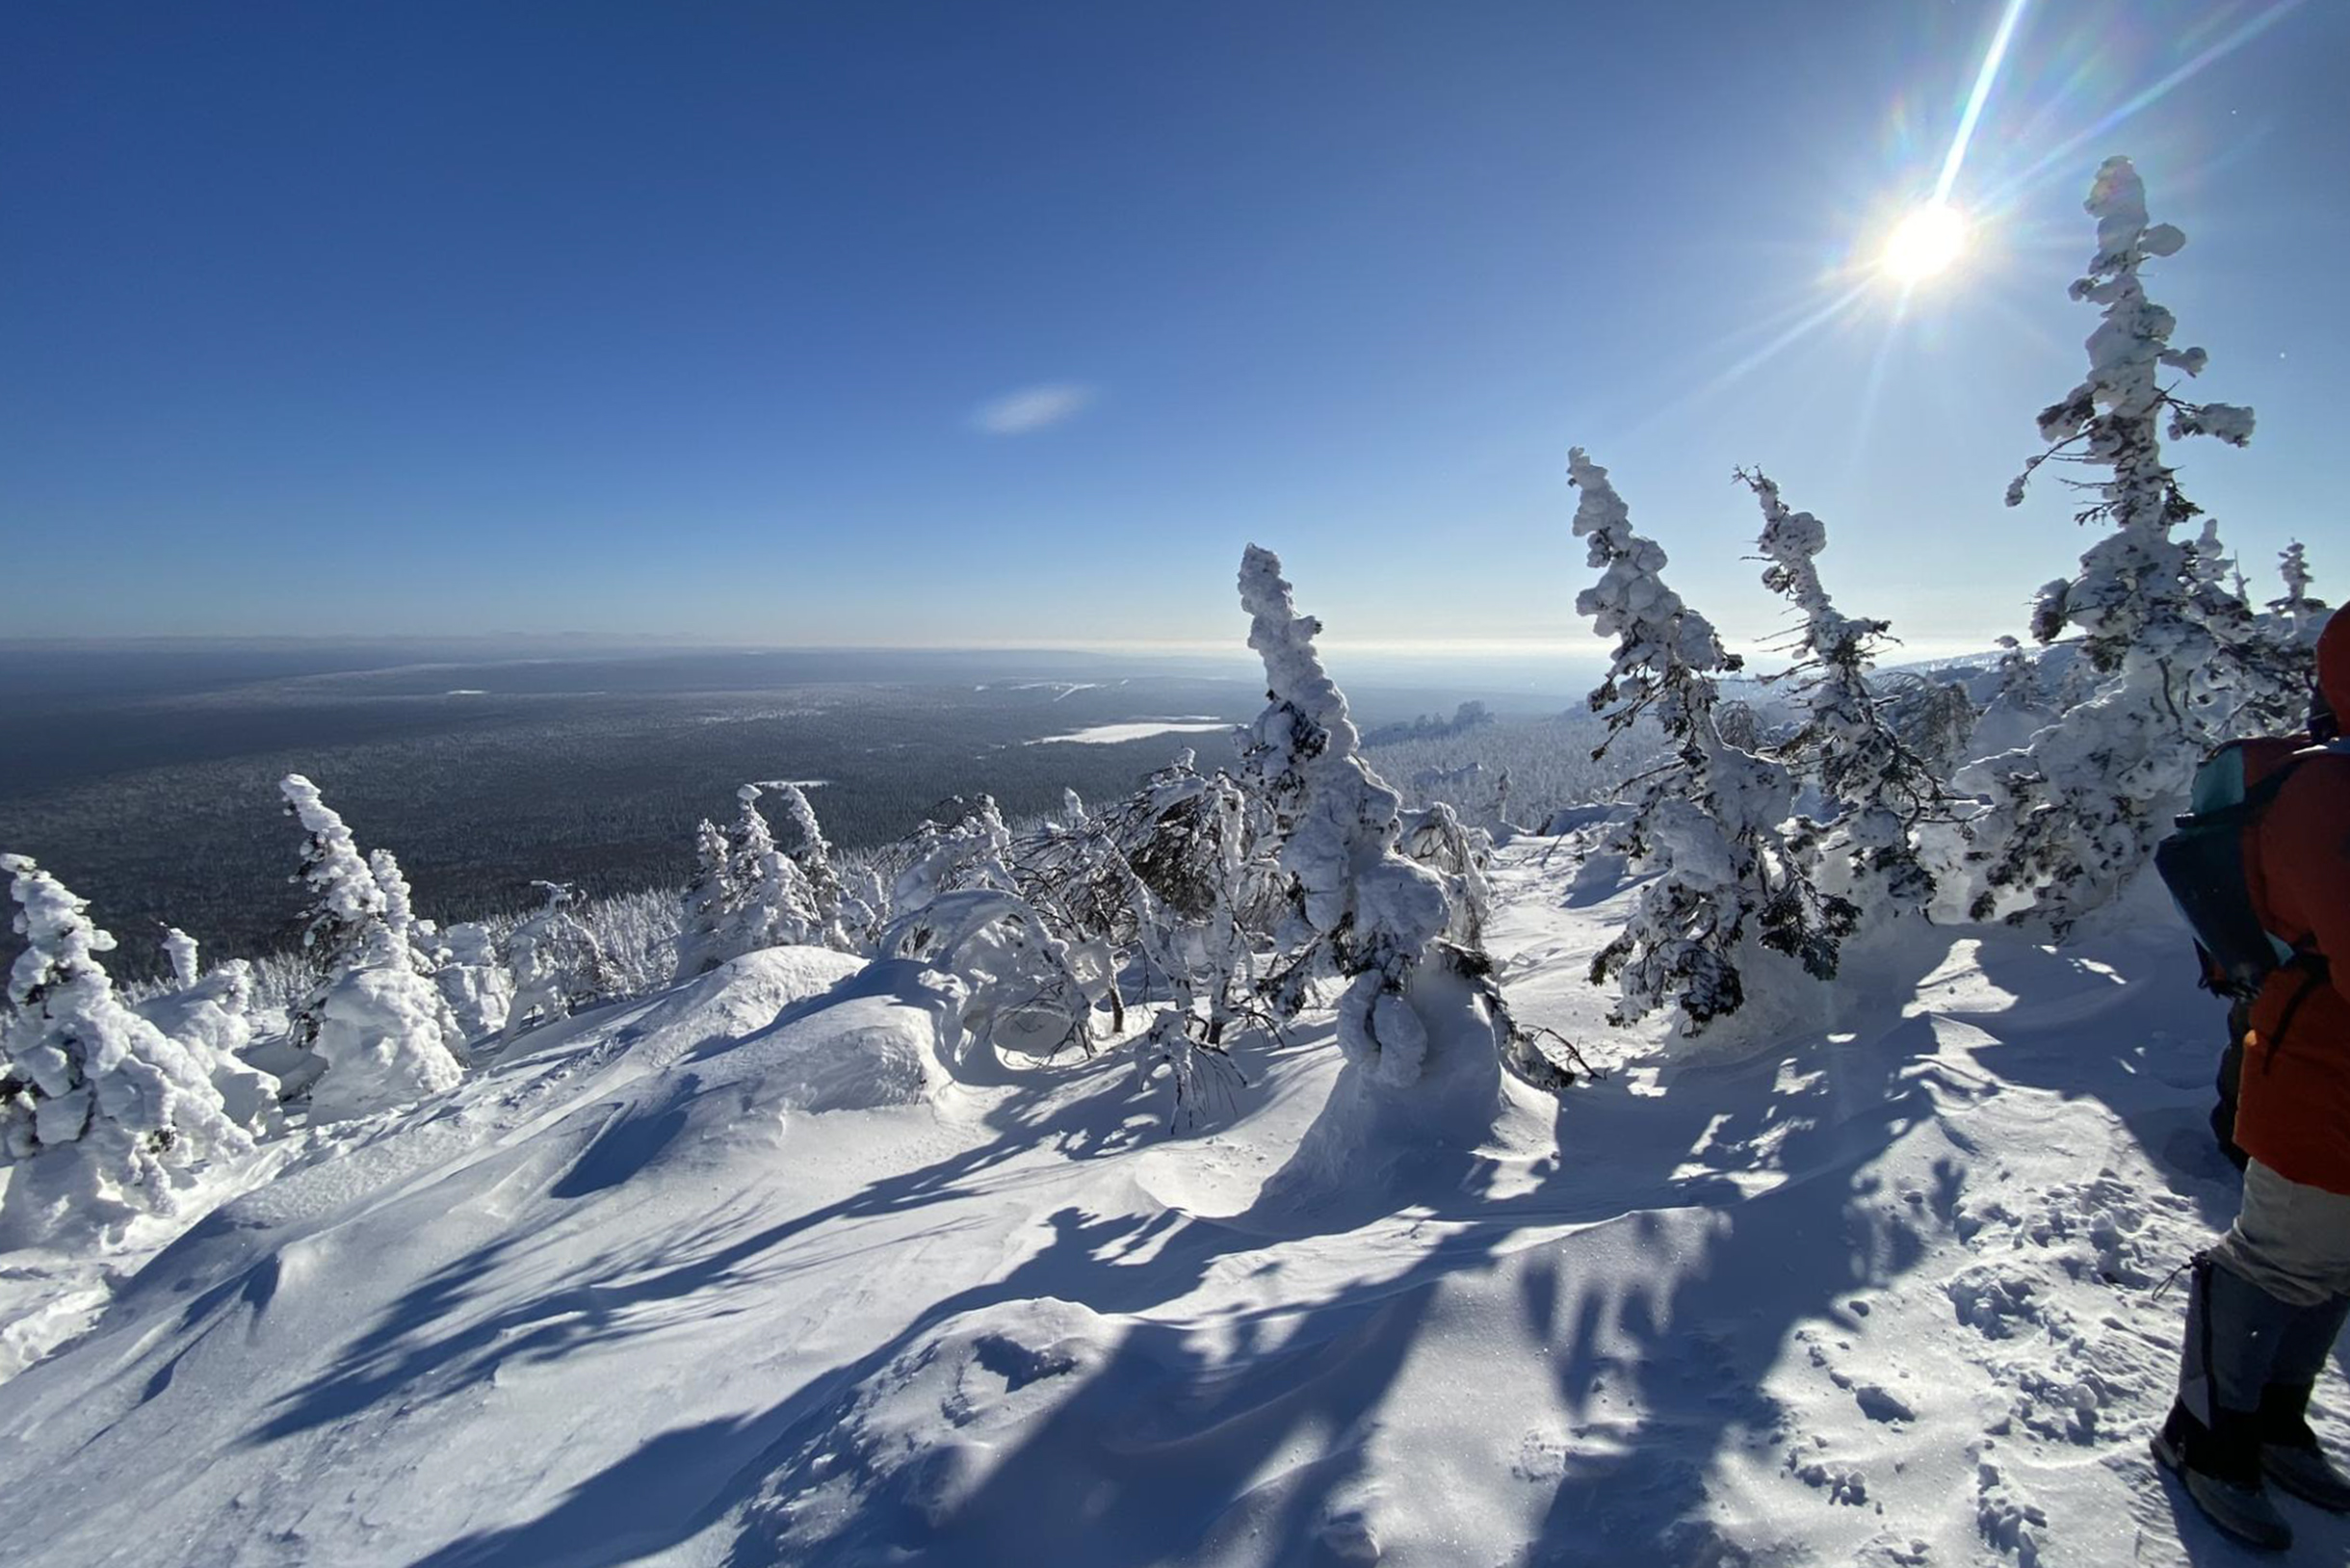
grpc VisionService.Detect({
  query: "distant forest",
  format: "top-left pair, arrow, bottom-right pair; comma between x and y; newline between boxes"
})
4,664 -> 1632,979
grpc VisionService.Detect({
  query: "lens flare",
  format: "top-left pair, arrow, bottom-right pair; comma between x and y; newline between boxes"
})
1883,203 -> 1967,282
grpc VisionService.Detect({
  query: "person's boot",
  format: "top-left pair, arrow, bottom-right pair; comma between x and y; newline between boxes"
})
2259,1380 -> 2350,1511
2154,1400 -> 2295,1551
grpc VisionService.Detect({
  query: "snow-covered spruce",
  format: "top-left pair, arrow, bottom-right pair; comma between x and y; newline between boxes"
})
1239,544 -> 1568,1093
757,781 -> 856,950
1568,450 -> 1850,1037
2180,519 -> 2311,736
0,857 -> 273,1244
677,784 -> 833,981
279,775 -> 462,1118
501,882 -> 618,1043
1970,158 -> 2267,935
2270,541 -> 2329,646
672,817 -> 736,982
281,773 -> 391,1051
1740,467 -> 1945,917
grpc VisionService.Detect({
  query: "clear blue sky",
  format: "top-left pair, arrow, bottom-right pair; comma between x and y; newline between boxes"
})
4,0 -> 2343,660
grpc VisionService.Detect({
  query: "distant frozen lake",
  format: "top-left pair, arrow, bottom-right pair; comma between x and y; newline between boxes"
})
1031,719 -> 1233,745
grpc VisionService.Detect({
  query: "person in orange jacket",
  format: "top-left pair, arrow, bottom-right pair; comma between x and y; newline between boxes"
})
2157,609 -> 2350,1551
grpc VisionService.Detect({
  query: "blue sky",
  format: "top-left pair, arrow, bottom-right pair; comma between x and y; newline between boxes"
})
4,0 -> 2344,661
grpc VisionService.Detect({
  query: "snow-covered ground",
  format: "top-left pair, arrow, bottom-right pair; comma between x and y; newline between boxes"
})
0,845 -> 2334,1567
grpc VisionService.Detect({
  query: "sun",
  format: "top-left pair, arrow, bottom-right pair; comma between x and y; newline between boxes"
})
1883,202 -> 1968,283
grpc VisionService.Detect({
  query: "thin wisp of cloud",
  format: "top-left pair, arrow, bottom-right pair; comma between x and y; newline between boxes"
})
971,382 -> 1096,435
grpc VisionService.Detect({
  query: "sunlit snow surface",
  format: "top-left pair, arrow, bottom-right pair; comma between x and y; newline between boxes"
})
0,847 -> 2337,1566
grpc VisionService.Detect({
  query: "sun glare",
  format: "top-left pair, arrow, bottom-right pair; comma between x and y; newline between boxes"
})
1883,202 -> 1968,283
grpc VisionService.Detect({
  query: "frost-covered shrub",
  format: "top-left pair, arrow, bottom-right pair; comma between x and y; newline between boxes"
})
1240,545 -> 1569,1092
1569,451 -> 1850,1036
1971,158 -> 2273,934
1398,802 -> 1493,948
502,882 -> 618,1043
1091,753 -> 1278,1122
1740,468 -> 1945,915
0,856 -> 272,1241
884,797 -> 1104,1064
280,775 -> 463,1117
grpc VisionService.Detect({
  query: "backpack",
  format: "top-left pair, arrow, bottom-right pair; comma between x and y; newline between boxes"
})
2154,737 -> 2344,999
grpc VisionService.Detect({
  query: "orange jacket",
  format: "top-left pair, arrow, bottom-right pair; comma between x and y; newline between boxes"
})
2236,614 -> 2350,1192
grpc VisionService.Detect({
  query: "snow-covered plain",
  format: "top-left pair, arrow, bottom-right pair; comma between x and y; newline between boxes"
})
0,845 -> 2335,1567
1031,719 -> 1237,746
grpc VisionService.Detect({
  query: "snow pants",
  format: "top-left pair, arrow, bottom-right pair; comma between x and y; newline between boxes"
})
2179,1159 -> 2350,1425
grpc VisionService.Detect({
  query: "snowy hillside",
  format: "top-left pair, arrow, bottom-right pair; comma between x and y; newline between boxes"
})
0,844 -> 2324,1568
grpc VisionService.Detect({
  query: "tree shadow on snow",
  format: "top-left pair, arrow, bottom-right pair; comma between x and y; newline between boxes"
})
341,941 -> 1958,1567
1959,935 -> 2244,1238
717,995 -> 1960,1563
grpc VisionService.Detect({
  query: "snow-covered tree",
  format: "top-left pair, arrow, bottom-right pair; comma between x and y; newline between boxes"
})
1240,544 -> 1570,1092
1740,468 -> 1944,915
891,794 -> 1016,911
2178,519 -> 2311,736
368,849 -> 428,952
2270,541 -> 2328,646
674,784 -> 844,980
759,781 -> 855,950
673,817 -> 736,981
1965,637 -> 2059,761
0,857 -> 267,1241
502,883 -> 618,1043
432,922 -> 513,1042
282,773 -> 391,1050
133,928 -> 277,1134
1971,158 -> 2270,934
2005,156 -> 2255,665
1569,451 -> 1849,1036
161,927 -> 201,992
280,775 -> 463,1117
722,786 -> 824,954
1240,545 -> 1449,1081
1876,675 -> 1979,779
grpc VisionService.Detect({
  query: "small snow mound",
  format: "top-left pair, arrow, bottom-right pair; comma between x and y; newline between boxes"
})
578,945 -> 870,1078
744,1295 -> 1115,1560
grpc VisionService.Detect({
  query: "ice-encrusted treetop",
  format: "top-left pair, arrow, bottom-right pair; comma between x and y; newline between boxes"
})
1240,542 -> 1364,772
281,774 -> 387,942
1570,449 -> 1734,737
